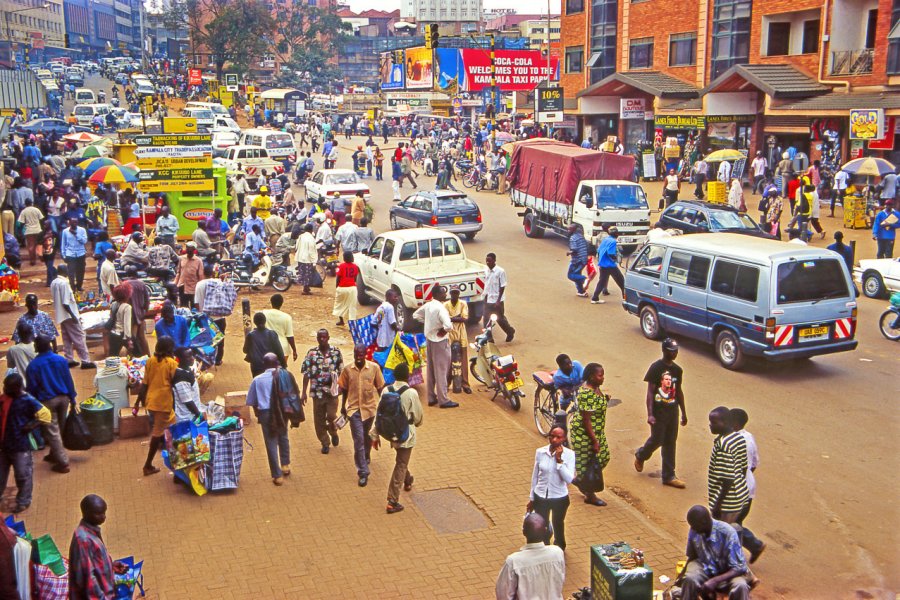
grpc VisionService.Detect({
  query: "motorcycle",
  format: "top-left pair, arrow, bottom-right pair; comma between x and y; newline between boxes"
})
879,292 -> 900,340
469,315 -> 523,410
317,240 -> 340,278
219,251 -> 292,291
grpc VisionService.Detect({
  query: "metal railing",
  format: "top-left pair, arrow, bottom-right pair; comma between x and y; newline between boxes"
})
830,48 -> 874,75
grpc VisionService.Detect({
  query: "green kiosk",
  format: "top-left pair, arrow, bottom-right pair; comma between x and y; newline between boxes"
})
164,167 -> 229,240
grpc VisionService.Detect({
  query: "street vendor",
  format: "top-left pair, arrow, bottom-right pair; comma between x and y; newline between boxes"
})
154,301 -> 190,351
120,232 -> 150,269
172,347 -> 205,422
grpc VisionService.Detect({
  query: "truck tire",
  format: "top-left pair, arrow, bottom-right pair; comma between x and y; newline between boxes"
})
395,296 -> 418,333
356,276 -> 373,306
523,213 -> 544,238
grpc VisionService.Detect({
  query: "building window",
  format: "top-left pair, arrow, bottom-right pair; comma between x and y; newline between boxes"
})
710,0 -> 752,79
888,0 -> 900,73
866,9 -> 878,49
629,37 -> 653,69
589,0 -> 617,83
801,19 -> 819,54
766,22 -> 790,56
669,32 -> 696,66
566,0 -> 584,14
566,46 -> 584,72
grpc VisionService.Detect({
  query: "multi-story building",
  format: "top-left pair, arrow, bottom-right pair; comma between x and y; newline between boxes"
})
1,0 -> 66,67
113,0 -> 133,51
517,17 -> 560,50
337,8 -> 418,88
562,0 -> 900,169
62,0 -> 118,57
401,0 -> 483,34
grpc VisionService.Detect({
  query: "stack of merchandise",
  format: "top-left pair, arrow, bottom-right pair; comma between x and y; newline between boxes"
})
843,195 -> 869,229
162,414 -> 245,496
0,262 -> 19,311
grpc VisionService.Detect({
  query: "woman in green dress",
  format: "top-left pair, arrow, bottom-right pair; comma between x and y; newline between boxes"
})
569,362 -> 610,506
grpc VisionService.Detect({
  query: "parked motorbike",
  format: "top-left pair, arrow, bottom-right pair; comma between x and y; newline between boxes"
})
470,315 -> 523,410
219,251 -> 292,291
317,240 -> 340,278
879,292 -> 900,340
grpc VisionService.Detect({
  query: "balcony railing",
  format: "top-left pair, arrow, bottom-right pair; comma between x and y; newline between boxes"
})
830,49 -> 874,76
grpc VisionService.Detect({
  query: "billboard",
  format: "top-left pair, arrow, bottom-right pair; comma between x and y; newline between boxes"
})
849,108 -> 885,140
405,47 -> 433,90
380,52 -> 405,90
434,48 -> 463,95
460,49 -> 558,92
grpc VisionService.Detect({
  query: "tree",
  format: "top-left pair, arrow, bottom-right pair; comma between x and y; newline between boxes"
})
269,2 -> 350,92
184,0 -> 274,80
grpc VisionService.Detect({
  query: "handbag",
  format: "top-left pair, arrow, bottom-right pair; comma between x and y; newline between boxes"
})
61,406 -> 93,451
580,454 -> 605,493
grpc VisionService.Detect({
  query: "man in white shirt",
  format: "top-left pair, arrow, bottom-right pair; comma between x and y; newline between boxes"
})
315,214 -> 333,246
295,223 -> 318,295
413,286 -> 458,409
484,253 -> 515,342
334,219 -> 358,254
374,289 -> 399,351
98,248 -> 120,297
718,160 -> 732,183
51,264 -> 95,369
831,168 -> 849,217
750,152 -> 768,195
495,513 -> 565,600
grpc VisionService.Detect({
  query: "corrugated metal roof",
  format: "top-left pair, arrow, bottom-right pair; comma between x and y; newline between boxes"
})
577,71 -> 700,99
774,92 -> 900,111
0,70 -> 47,110
705,64 -> 830,98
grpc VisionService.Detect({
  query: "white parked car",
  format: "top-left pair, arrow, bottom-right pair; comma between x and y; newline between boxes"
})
211,130 -> 240,156
855,257 -> 900,298
303,169 -> 370,203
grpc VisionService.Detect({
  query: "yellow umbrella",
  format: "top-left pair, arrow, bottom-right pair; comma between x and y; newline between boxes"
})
705,149 -> 746,162
841,157 -> 895,177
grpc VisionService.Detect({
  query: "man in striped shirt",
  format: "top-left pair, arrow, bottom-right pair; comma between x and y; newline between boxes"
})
707,407 -> 749,525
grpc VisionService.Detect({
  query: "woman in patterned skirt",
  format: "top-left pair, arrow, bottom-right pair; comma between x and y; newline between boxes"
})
569,362 -> 610,507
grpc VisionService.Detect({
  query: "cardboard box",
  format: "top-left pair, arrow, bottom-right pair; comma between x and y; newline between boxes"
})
118,408 -> 150,439
222,392 -> 252,427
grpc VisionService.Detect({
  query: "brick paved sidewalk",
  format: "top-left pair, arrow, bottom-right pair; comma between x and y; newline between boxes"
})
4,276 -> 684,599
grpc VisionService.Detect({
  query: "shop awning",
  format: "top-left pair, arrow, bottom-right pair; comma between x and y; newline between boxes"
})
576,71 -> 700,99
703,64 -> 830,99
771,92 -> 900,112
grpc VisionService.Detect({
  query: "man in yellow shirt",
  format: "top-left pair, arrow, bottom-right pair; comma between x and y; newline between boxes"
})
262,293 -> 298,362
445,288 -> 472,394
252,186 -> 272,220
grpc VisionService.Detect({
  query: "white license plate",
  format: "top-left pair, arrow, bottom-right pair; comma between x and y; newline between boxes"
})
618,236 -> 637,244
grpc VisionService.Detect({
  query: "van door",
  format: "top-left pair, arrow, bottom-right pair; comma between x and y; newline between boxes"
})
371,238 -> 395,295
662,251 -> 712,339
707,259 -> 764,348
626,243 -> 667,324
361,236 -> 385,293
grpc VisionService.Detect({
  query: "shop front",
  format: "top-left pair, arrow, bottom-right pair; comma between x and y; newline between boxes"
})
652,114 -> 706,181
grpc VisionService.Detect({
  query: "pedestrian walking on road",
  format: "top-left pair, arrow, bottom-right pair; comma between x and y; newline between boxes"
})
301,329 -> 345,454
124,267 -> 151,357
484,253 -> 515,342
247,353 -> 292,485
729,408 -> 765,562
590,228 -> 625,304
68,494 -> 128,600
51,264 -> 95,369
413,286 -> 458,409
135,336 -> 178,476
495,513 -> 566,600
566,223 -> 589,297
339,345 -> 386,487
0,372 -> 50,513
569,362 -> 609,507
373,289 -> 400,352
26,335 -> 75,474
6,322 -> 36,383
60,218 -> 88,291
528,426 -> 575,550
243,312 -> 286,377
295,223 -> 318,295
634,338 -> 687,488
262,294 -> 298,362
750,151 -> 768,195
873,199 -> 900,258
333,252 -> 359,326
371,363 -> 422,514
14,294 -> 57,353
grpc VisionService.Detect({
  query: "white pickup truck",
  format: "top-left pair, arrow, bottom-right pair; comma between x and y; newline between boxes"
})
355,228 -> 487,331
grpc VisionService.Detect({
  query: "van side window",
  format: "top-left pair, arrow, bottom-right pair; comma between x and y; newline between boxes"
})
667,252 -> 711,288
711,260 -> 759,302
631,245 -> 666,278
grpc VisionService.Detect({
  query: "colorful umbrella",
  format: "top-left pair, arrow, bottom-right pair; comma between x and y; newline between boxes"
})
704,149 -> 746,162
77,157 -> 121,176
90,138 -> 113,148
841,157 -> 896,177
63,131 -> 102,143
88,165 -> 140,185
70,144 -> 110,159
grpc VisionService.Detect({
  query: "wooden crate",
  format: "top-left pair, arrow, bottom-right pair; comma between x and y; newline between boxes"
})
118,408 -> 150,439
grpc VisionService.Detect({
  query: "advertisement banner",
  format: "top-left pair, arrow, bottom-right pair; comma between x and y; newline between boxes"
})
654,115 -> 706,129
868,116 -> 896,150
162,117 -> 198,134
188,69 -> 203,86
138,179 -> 214,193
434,48 -> 463,94
849,108 -> 884,140
619,98 -> 645,119
380,52 -> 405,90
460,49 -> 558,92
405,47 -> 433,90
135,134 -> 213,193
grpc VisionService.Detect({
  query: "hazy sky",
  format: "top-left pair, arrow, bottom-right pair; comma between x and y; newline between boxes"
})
346,0 -> 561,15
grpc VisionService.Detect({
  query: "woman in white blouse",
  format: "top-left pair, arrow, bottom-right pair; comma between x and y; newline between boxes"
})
527,426 -> 576,550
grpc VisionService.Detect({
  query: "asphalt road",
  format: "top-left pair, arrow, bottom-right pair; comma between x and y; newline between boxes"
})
75,73 -> 899,597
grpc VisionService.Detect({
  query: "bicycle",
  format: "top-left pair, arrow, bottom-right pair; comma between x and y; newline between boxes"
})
461,168 -> 481,189
532,371 -> 579,436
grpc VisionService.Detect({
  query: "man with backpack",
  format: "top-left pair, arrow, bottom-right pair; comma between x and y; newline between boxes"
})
371,363 -> 423,514
338,345 -> 385,488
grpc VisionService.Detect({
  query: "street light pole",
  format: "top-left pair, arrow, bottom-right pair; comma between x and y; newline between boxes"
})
489,32 -> 495,146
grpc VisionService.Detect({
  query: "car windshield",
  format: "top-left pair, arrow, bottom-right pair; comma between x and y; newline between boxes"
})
776,259 -> 850,304
709,210 -> 758,230
594,185 -> 649,210
437,195 -> 475,209
326,173 -> 360,185
74,106 -> 91,115
191,110 -> 213,119
266,135 -> 294,149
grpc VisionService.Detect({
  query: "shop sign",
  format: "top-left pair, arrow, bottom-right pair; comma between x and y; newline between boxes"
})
654,115 -> 706,129
706,114 -> 755,123
850,139 -> 865,159
620,98 -> 645,120
538,87 -> 564,123
452,97 -> 463,115
555,118 -> 577,128
849,108 -> 885,140
224,73 -> 238,91
134,134 -> 213,192
386,97 -> 428,108
867,117 -> 896,150
460,49 -> 558,92
188,69 -> 203,86
183,207 -> 215,221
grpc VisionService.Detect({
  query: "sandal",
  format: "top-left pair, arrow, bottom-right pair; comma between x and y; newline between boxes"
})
143,465 -> 160,476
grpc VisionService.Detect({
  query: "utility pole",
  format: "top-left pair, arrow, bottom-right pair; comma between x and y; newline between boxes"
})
489,32 -> 495,146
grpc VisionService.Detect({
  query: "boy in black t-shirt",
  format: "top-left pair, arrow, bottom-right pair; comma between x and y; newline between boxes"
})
634,338 -> 688,488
